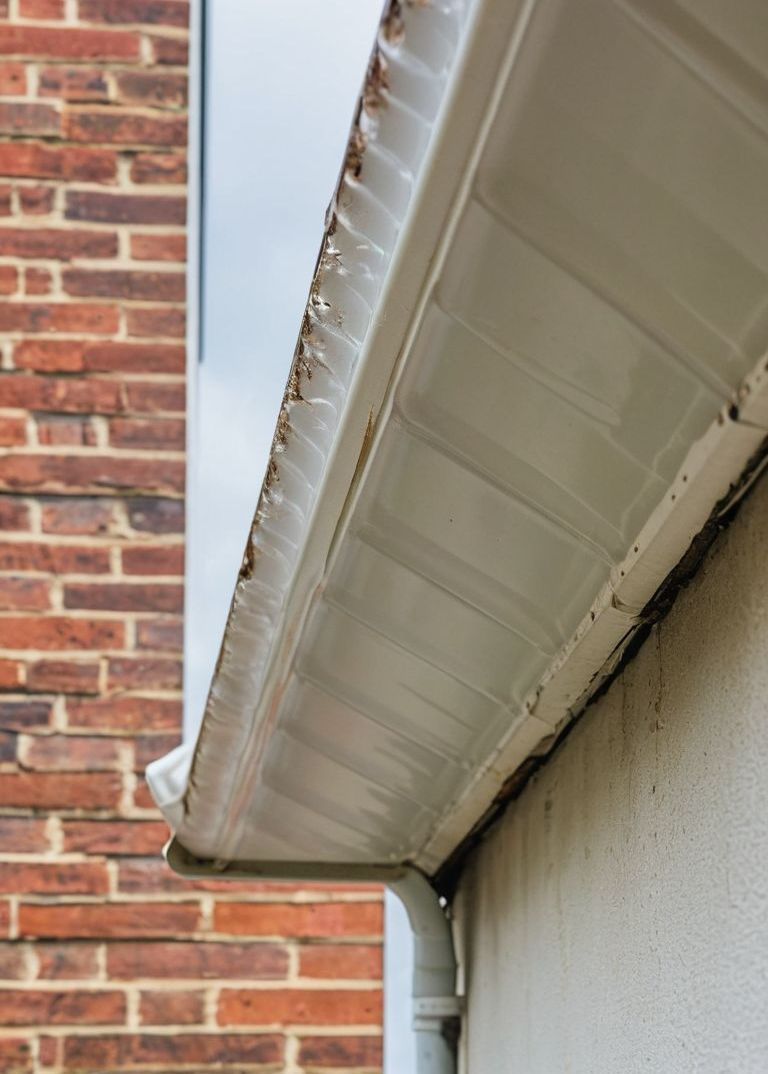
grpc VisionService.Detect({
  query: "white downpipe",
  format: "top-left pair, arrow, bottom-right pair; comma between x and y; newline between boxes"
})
389,869 -> 461,1074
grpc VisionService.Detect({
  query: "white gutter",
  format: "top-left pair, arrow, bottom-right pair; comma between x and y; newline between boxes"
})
160,838 -> 461,1074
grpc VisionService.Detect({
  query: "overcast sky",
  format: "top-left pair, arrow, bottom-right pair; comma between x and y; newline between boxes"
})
186,4 -> 414,1072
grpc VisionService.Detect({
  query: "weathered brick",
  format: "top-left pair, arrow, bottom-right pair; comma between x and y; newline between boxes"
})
19,901 -> 200,939
0,62 -> 25,94
135,617 -> 183,650
64,1033 -> 283,1070
130,231 -> 186,260
38,65 -> 109,102
0,498 -> 30,532
139,989 -> 204,1025
0,417 -> 27,446
0,265 -> 19,295
22,733 -> 122,771
0,227 -> 117,260
0,303 -> 119,335
121,544 -> 184,574
0,699 -> 52,731
0,454 -> 185,495
115,71 -> 187,109
63,267 -> 185,302
0,658 -> 23,689
64,582 -> 183,613
26,660 -> 100,694
0,771 -> 121,808
0,539 -> 110,573
79,0 -> 189,26
0,862 -> 109,895
124,380 -> 185,412
0,143 -> 116,182
40,498 -> 115,535
127,497 -> 184,533
107,656 -> 182,690
299,944 -> 383,981
19,0 -> 65,17
36,414 -> 98,447
110,417 -> 185,450
219,988 -> 382,1026
62,819 -> 169,855
24,267 -> 52,295
0,102 -> 60,137
0,577 -> 51,611
298,1036 -> 383,1069
107,940 -> 288,980
0,817 -> 49,852
0,988 -> 125,1025
67,696 -> 180,732
35,942 -> 100,980
214,902 -> 384,940
16,340 -> 185,374
0,1038 -> 32,1073
19,185 -> 55,215
0,26 -> 141,61
148,33 -> 188,65
125,305 -> 185,338
130,153 -> 186,185
66,190 -> 185,224
0,617 -> 123,652
0,943 -> 27,980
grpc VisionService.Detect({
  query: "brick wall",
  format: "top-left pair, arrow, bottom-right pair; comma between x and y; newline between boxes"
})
0,2 -> 383,1072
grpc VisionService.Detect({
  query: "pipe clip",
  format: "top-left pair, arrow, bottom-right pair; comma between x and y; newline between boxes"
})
412,995 -> 463,1031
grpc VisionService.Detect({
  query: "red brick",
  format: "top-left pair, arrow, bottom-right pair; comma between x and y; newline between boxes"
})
63,1033 -> 283,1070
36,414 -> 98,446
0,303 -> 119,335
125,304 -> 185,338
0,903 -> 10,937
38,1037 -> 58,1067
16,340 -> 185,374
65,109 -> 187,148
107,940 -> 288,980
299,944 -> 383,981
0,539 -> 110,572
66,190 -> 185,224
0,771 -> 120,808
115,71 -> 187,109
219,987 -> 382,1026
40,498 -> 115,535
139,989 -> 204,1025
132,779 -> 156,808
0,1038 -> 32,1073
215,902 -> 384,940
0,943 -> 26,980
79,0 -> 189,26
135,617 -> 182,651
38,65 -> 109,101
0,417 -> 27,446
130,231 -> 186,261
0,728 -> 17,762
121,544 -> 184,575
0,143 -> 116,183
35,942 -> 100,980
19,0 -> 65,17
63,267 -> 185,302
0,817 -> 49,852
0,699 -> 52,730
0,498 -> 30,531
0,27 -> 141,61
124,380 -> 185,413
107,656 -> 181,690
0,227 -> 117,259
19,901 -> 200,939
67,696 -> 180,732
64,582 -> 183,613
0,658 -> 23,689
131,733 -> 180,771
110,417 -> 185,450
0,184 -> 11,215
149,34 -> 188,65
0,617 -> 123,651
26,659 -> 100,694
0,455 -> 184,495
0,265 -> 18,294
298,1036 -> 382,1068
130,153 -> 186,185
0,988 -> 125,1025
0,862 -> 109,895
62,819 -> 169,855
0,102 -> 60,137
0,62 -> 25,94
127,498 -> 184,533
22,733 -> 122,771
19,185 -> 55,215
0,578 -> 50,611
24,267 -> 52,295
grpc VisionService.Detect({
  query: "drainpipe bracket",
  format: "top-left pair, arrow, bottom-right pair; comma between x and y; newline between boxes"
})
413,995 -> 464,1030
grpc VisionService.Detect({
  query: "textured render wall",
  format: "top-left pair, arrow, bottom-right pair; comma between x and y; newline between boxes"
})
0,3 -> 382,1072
456,475 -> 768,1074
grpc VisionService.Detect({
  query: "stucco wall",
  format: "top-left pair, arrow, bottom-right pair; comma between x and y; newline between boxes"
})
455,473 -> 768,1073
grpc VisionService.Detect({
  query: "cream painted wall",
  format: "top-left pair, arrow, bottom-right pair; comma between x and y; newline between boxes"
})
455,474 -> 768,1073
